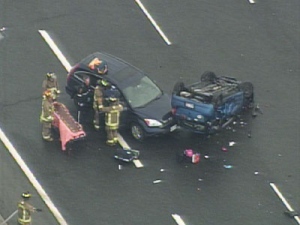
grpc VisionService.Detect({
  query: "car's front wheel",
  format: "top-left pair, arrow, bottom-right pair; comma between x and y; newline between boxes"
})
239,82 -> 254,107
130,122 -> 145,142
239,82 -> 254,98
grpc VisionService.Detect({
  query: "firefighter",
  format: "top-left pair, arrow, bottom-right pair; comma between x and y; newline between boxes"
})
42,72 -> 60,101
75,86 -> 91,123
93,79 -> 111,130
40,90 -> 54,141
17,192 -> 42,225
99,96 -> 123,146
74,76 -> 93,123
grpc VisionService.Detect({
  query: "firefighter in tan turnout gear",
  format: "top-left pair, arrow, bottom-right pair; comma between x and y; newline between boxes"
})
42,72 -> 60,100
40,90 -> 54,141
17,192 -> 42,225
99,96 -> 123,146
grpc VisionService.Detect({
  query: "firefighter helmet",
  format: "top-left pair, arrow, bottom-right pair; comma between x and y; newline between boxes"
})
43,90 -> 52,98
21,192 -> 31,199
46,72 -> 55,78
109,96 -> 117,102
101,79 -> 109,87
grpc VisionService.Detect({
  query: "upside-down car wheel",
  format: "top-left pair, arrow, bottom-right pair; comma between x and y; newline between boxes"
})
172,81 -> 185,95
239,82 -> 254,98
200,71 -> 217,83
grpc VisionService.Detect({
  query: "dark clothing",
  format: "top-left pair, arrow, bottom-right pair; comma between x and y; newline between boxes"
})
74,85 -> 93,123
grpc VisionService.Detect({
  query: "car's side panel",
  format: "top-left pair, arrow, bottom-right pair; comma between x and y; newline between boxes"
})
216,91 -> 244,117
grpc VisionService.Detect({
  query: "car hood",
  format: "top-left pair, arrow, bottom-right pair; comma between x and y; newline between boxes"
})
133,94 -> 172,121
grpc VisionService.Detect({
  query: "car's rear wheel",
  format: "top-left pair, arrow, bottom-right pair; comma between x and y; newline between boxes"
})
131,123 -> 145,142
201,71 -> 217,83
172,81 -> 185,95
239,82 -> 254,98
239,82 -> 254,107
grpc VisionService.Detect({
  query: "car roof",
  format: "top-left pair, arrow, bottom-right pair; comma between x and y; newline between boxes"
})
77,52 -> 146,89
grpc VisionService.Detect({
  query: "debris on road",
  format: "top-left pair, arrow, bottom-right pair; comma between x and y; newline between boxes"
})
240,121 -> 247,126
223,165 -> 233,169
248,131 -> 252,138
177,149 -> 201,164
252,103 -> 263,117
114,148 -> 140,163
153,179 -> 162,184
229,141 -> 236,146
221,147 -> 228,152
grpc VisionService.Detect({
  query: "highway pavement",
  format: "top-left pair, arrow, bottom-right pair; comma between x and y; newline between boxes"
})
0,0 -> 299,224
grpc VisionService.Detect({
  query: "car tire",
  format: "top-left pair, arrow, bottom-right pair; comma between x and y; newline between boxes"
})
130,122 -> 145,142
172,81 -> 185,95
201,71 -> 217,83
239,82 -> 254,107
239,82 -> 254,98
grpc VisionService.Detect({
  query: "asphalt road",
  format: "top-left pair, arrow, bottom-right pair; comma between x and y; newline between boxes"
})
0,0 -> 299,225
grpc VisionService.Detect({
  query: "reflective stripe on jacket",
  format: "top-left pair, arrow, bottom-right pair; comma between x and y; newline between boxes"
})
105,110 -> 120,128
18,202 -> 31,224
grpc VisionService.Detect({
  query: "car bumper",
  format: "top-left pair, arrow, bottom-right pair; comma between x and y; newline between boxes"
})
175,116 -> 236,134
177,120 -> 209,134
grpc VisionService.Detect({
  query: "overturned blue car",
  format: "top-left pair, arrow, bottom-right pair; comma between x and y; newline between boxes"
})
171,71 -> 254,134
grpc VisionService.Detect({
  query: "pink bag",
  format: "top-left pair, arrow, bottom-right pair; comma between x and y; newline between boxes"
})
184,149 -> 194,157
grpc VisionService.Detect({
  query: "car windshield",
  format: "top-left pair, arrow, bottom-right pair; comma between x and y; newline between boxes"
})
122,76 -> 162,108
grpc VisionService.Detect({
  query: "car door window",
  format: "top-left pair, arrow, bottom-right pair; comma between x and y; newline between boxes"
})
75,73 -> 90,85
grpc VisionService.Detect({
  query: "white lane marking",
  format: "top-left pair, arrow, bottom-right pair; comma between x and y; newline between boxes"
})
38,30 -> 72,72
133,159 -> 144,168
249,0 -> 255,4
0,128 -> 69,225
172,214 -> 186,225
117,133 -> 144,168
39,30 -> 144,168
270,183 -> 300,224
135,0 -> 172,45
0,210 -> 18,225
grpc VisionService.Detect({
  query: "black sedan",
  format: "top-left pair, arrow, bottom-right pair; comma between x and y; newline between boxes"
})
65,52 -> 177,141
